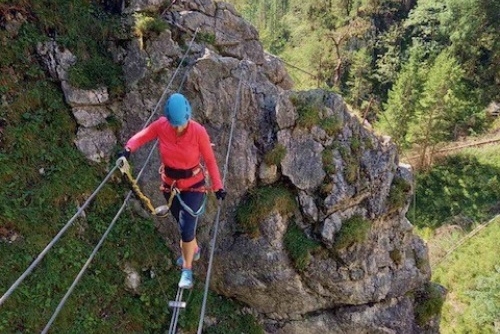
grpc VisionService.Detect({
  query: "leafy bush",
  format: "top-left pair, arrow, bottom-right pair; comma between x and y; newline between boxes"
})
133,13 -> 168,39
322,148 -> 336,174
320,115 -> 343,136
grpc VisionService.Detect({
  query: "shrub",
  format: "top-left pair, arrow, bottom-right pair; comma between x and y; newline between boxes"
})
334,215 -> 371,249
236,185 -> 296,237
263,144 -> 287,165
133,13 -> 167,39
297,103 -> 321,129
388,176 -> 412,210
414,282 -> 445,326
284,222 -> 321,271
322,148 -> 336,174
320,116 -> 343,136
196,32 -> 216,45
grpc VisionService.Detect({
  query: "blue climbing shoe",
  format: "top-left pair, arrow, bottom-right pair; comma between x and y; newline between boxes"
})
176,247 -> 201,267
178,269 -> 193,289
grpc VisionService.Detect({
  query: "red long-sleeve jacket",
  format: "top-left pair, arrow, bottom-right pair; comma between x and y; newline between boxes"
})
126,117 -> 223,191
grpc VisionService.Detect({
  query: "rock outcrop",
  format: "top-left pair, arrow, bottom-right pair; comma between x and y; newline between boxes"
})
37,0 -> 436,332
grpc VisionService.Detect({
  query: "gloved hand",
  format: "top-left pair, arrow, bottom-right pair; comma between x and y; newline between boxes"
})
118,148 -> 131,160
215,189 -> 227,200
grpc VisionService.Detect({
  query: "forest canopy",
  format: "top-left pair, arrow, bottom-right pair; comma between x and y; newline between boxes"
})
223,0 -> 500,166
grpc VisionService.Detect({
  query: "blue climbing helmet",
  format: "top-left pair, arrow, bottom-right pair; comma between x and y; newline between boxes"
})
165,93 -> 191,126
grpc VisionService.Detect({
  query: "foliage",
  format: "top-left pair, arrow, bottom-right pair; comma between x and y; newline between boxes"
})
236,185 -> 297,237
263,144 -> 286,165
196,32 -> 216,45
320,115 -> 343,136
387,176 -> 412,211
284,221 -> 321,271
322,148 -> 336,174
67,55 -> 123,93
32,0 -> 124,85
378,42 -> 428,149
433,219 -> 500,334
227,0 -> 499,145
443,0 -> 500,103
413,49 -> 473,166
0,1 -> 260,332
338,144 -> 359,184
414,282 -> 446,326
334,215 -> 371,249
346,47 -> 374,110
296,100 -> 321,129
413,154 -> 500,229
133,12 -> 168,38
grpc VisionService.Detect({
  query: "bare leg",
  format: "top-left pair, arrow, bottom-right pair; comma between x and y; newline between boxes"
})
180,238 -> 198,269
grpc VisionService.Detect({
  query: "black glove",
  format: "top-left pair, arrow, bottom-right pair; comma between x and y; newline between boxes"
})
215,189 -> 227,200
118,148 -> 131,159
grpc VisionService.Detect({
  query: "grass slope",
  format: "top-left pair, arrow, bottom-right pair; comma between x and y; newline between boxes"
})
0,1 -> 261,332
413,141 -> 500,333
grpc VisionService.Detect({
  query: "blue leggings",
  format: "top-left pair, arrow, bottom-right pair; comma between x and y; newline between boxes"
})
164,191 -> 204,242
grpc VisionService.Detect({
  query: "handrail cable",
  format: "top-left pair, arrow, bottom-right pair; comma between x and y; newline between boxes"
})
0,26 -> 199,309
432,214 -> 500,269
0,166 -> 118,307
41,147 -> 158,333
165,14 -> 317,80
196,60 -> 247,334
39,28 -> 200,331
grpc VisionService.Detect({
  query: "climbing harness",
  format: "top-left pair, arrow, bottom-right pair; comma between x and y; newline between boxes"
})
165,62 -> 247,334
1,23 -> 202,332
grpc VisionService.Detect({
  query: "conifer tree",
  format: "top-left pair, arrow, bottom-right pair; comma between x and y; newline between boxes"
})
414,49 -> 465,168
381,43 -> 427,149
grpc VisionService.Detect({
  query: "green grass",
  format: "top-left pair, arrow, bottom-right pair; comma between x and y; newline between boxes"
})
413,154 -> 500,229
334,215 -> 371,249
0,2 -> 262,332
432,218 -> 500,334
284,222 -> 321,271
322,148 -> 336,174
263,144 -> 287,166
387,176 -> 412,211
411,144 -> 500,334
236,185 -> 297,237
319,115 -> 343,136
414,282 -> 446,326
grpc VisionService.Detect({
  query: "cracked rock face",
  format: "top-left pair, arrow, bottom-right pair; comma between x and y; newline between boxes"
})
36,0 -> 436,332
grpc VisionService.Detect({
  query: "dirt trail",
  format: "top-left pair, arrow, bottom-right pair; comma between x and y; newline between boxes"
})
400,130 -> 500,168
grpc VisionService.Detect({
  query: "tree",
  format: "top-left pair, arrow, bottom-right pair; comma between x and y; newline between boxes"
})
346,47 -> 374,112
380,42 -> 427,149
443,0 -> 500,103
413,49 -> 466,168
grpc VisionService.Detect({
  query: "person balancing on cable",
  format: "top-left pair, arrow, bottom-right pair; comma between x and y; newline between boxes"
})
119,93 -> 226,289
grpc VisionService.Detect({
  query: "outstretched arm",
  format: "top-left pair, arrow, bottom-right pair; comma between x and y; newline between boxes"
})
125,120 -> 160,152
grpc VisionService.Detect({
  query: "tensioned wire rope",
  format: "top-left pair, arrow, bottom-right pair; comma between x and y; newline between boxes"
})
38,27 -> 201,332
0,20 -> 199,310
164,12 -> 318,84
196,60 -> 251,334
